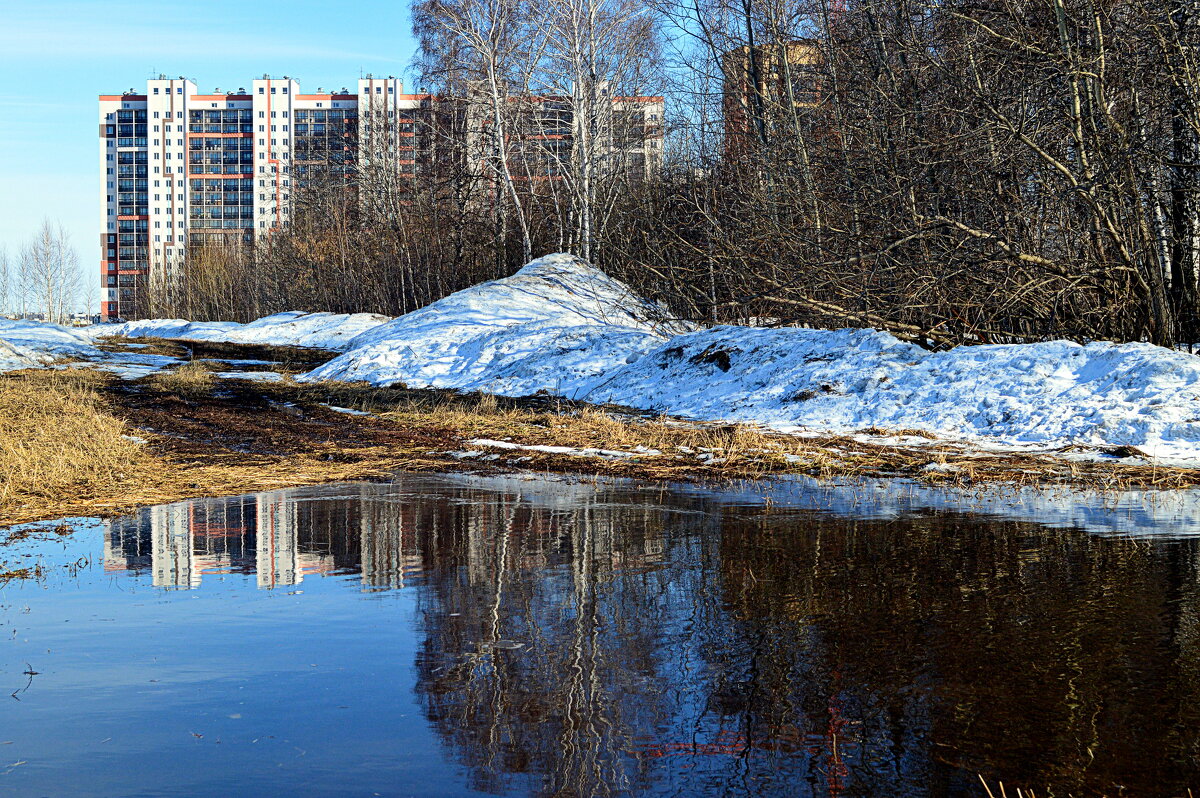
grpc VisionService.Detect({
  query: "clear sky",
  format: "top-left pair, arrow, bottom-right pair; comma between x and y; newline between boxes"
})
0,0 -> 418,308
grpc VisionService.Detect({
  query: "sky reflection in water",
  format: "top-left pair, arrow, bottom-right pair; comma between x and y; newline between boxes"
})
2,472 -> 1200,797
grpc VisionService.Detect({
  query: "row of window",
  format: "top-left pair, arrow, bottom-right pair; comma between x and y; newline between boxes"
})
188,110 -> 253,123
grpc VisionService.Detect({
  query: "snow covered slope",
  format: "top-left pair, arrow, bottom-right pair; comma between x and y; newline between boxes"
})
302,253 -> 688,394
584,326 -> 1200,459
0,318 -> 108,361
90,311 -> 390,351
0,338 -> 51,373
88,318 -> 240,342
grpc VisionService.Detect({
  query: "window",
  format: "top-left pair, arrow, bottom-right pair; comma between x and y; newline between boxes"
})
259,111 -> 264,118
177,88 -> 182,95
153,88 -> 160,95
153,112 -> 160,119
258,87 -> 264,94
282,87 -> 288,94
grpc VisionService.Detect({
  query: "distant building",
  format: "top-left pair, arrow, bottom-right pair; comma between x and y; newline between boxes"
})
463,86 -> 664,186
722,41 -> 822,158
98,75 -> 435,321
99,76 -> 664,321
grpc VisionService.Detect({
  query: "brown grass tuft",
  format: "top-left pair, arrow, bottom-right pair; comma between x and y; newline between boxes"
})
151,360 -> 217,397
0,371 -> 150,511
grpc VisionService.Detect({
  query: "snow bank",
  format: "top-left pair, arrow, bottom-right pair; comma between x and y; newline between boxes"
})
302,253 -> 688,394
88,318 -> 240,342
90,311 -> 391,351
0,338 -> 51,373
584,326 -> 1200,459
0,318 -> 108,361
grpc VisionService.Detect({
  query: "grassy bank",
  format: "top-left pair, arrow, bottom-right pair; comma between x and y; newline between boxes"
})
2,348 -> 1198,527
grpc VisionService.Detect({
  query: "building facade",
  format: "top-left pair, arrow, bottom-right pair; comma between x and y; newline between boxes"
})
722,42 -> 821,158
98,75 -> 433,320
99,76 -> 663,321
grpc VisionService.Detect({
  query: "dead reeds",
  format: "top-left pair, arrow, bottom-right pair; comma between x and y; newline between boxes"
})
0,370 -> 150,512
149,360 -> 217,397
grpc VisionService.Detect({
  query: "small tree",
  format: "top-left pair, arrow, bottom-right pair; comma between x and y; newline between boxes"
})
21,220 -> 81,325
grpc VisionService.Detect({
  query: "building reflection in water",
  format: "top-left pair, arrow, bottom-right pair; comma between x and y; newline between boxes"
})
100,474 -> 1200,796
104,491 -> 335,589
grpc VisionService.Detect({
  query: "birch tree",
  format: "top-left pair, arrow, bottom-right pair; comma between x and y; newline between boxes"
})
21,220 -> 80,325
414,0 -> 538,264
534,0 -> 662,260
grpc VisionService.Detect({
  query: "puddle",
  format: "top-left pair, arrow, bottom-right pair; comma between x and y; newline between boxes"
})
2,472 -> 1200,795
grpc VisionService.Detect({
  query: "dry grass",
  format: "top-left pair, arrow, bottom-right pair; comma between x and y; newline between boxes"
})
4,360 -> 1200,528
0,370 -> 151,512
150,360 -> 217,397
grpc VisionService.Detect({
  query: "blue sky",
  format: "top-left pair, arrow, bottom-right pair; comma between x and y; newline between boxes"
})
0,0 -> 418,306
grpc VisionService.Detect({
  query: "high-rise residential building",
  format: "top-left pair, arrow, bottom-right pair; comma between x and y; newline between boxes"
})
98,75 -> 433,321
99,76 -> 664,321
722,41 -> 821,158
461,85 -> 664,186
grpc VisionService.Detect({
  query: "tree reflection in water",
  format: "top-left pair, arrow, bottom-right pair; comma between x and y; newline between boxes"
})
104,475 -> 1200,796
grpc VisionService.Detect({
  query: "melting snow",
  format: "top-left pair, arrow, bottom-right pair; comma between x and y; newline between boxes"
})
12,252 -> 1200,465
301,253 -> 691,394
88,311 -> 391,351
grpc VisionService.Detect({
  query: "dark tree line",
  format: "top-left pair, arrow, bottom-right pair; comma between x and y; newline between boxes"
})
149,0 -> 1200,349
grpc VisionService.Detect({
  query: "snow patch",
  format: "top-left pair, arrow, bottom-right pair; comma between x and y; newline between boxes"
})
584,326 -> 1200,461
0,318 -> 108,361
302,253 -> 689,393
89,311 -> 391,351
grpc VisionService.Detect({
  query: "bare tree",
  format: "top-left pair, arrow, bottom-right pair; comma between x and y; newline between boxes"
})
414,0 -> 538,264
21,220 -> 81,325
0,247 -> 11,317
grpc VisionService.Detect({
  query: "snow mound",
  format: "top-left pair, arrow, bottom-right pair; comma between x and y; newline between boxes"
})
303,253 -> 687,392
229,311 -> 392,350
0,318 -> 108,360
0,337 -> 52,373
89,318 -> 241,341
90,311 -> 391,351
584,326 -> 1200,458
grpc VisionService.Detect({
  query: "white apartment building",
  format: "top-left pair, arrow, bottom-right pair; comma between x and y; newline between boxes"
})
98,75 -> 429,320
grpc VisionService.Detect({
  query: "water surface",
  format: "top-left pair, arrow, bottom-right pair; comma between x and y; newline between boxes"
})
2,473 -> 1199,796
